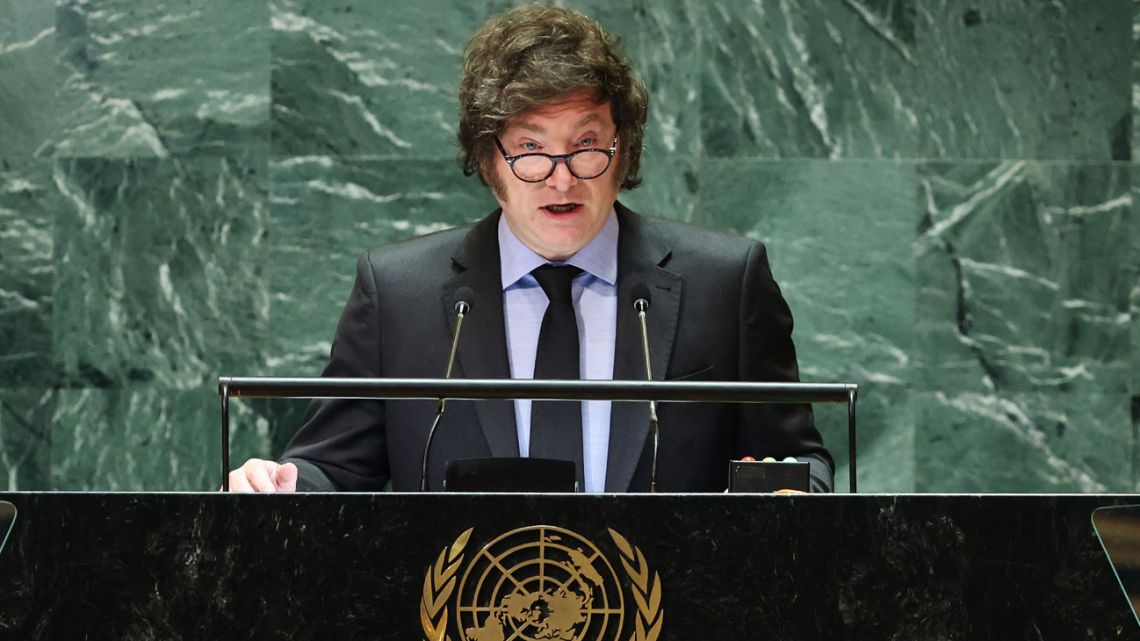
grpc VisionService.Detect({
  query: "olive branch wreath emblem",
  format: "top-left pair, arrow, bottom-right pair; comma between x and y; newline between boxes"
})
419,527 -> 663,641
607,528 -> 664,641
420,527 -> 472,641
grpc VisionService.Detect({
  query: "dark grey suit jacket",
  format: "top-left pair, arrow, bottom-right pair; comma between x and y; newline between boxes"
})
282,203 -> 834,492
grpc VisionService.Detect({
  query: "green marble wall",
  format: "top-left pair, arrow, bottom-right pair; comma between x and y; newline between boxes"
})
0,0 -> 1135,492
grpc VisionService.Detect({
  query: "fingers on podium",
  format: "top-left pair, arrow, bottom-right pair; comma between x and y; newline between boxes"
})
226,459 -> 297,493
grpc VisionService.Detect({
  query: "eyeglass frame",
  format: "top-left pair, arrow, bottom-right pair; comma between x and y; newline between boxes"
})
493,133 -> 620,183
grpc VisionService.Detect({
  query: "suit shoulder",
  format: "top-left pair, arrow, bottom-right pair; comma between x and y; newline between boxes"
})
630,211 -> 765,267
363,224 -> 470,267
649,216 -> 759,248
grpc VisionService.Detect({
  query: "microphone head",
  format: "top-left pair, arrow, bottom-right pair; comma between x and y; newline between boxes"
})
630,281 -> 652,311
454,286 -> 475,314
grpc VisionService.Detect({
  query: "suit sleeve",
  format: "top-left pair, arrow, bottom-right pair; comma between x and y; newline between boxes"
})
736,242 -> 835,492
279,252 -> 391,491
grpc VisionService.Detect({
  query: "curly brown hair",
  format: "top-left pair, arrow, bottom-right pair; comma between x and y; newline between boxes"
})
457,4 -> 649,195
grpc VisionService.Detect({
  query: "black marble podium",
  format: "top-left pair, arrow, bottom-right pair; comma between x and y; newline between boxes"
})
0,493 -> 1135,640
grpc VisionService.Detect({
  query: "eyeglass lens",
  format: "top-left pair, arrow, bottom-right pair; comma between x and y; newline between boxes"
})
512,150 -> 611,182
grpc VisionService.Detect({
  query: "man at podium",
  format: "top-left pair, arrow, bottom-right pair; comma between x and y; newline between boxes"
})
229,4 -> 833,493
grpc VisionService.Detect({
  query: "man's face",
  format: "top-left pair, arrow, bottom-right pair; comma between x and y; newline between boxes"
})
488,90 -> 621,261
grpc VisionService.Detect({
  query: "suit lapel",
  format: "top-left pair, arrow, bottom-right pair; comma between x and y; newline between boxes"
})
442,211 -> 520,458
605,205 -> 682,492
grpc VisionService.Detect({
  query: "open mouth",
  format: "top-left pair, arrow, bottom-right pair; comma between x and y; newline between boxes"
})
543,203 -> 582,214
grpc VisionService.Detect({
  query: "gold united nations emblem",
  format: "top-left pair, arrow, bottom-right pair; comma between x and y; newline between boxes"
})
421,526 -> 663,641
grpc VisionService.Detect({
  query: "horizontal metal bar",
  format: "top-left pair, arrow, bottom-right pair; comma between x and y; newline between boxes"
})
217,377 -> 856,404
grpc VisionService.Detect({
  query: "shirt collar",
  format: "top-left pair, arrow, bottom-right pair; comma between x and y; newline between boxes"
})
498,207 -> 619,289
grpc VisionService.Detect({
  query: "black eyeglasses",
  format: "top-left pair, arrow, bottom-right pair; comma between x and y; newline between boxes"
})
494,134 -> 619,183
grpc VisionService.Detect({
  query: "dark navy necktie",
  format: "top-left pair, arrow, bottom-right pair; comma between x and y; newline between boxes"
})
529,265 -> 584,488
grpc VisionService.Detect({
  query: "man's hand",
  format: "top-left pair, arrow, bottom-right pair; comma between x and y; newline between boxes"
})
226,459 -> 298,493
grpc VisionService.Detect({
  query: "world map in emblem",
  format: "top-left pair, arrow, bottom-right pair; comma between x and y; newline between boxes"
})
455,526 -> 625,641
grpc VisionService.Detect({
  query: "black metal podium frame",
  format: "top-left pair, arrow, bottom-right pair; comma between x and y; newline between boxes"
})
217,377 -> 859,492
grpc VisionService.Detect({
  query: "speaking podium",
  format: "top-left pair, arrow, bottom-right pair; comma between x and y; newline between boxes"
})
0,493 -> 1134,640
0,380 -> 1128,639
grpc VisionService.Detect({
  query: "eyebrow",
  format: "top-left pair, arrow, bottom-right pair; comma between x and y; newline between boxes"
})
510,113 -> 605,135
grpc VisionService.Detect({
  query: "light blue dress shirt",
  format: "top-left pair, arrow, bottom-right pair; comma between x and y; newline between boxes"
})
498,210 -> 618,493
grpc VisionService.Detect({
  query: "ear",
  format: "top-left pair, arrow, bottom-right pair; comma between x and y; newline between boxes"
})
611,136 -> 628,187
479,151 -> 509,202
478,153 -> 493,185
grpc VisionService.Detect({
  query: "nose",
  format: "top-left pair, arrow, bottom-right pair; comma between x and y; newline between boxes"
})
545,158 -> 578,192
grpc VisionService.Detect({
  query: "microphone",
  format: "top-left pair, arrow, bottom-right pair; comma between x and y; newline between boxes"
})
420,286 -> 474,491
630,282 -> 661,493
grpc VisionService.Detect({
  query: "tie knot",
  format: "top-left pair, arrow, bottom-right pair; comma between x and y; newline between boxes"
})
532,265 -> 581,303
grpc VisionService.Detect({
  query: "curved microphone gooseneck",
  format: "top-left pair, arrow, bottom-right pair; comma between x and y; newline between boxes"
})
420,287 -> 474,491
630,281 -> 660,493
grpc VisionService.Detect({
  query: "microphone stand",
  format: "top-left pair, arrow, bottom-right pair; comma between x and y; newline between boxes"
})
420,297 -> 470,491
634,297 -> 660,493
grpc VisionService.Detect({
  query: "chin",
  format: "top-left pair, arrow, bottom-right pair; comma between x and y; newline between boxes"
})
532,240 -> 580,261
546,233 -> 587,251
